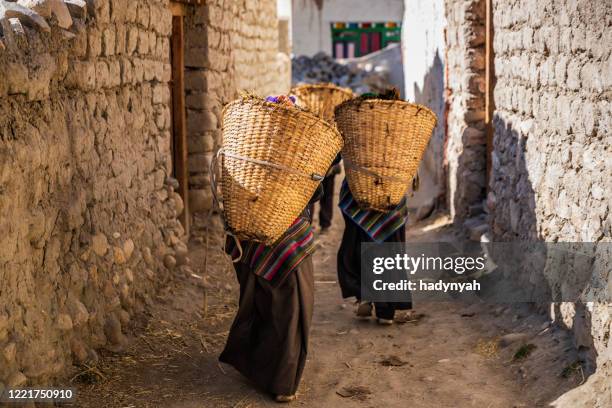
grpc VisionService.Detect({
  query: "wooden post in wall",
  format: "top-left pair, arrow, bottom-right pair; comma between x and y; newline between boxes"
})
170,2 -> 189,235
484,0 -> 495,192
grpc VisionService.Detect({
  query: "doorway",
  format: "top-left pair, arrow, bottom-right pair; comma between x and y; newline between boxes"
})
169,2 -> 190,235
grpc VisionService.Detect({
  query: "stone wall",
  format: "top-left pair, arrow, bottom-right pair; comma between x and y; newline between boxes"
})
0,0 -> 186,387
445,0 -> 487,221
182,0 -> 290,234
489,0 -> 611,404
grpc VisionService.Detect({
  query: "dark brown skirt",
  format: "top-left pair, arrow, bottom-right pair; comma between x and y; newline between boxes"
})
337,213 -> 412,320
219,257 -> 314,396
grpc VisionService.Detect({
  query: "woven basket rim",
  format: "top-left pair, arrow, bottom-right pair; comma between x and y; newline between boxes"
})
334,98 -> 438,126
291,83 -> 354,98
222,97 -> 342,137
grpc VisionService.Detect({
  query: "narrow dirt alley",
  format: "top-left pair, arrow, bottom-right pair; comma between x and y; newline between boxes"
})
74,203 -> 585,408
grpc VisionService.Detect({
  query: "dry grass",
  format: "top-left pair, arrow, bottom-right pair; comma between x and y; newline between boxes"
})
475,338 -> 500,359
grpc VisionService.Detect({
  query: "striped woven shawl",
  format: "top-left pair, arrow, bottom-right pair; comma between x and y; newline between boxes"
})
339,179 -> 408,243
226,217 -> 315,287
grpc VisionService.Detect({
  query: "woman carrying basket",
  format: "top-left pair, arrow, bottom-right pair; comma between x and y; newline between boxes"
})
219,95 -> 327,403
220,191 -> 321,402
334,89 -> 434,325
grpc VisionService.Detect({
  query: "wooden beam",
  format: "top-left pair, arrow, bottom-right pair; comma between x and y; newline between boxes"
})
171,15 -> 190,235
485,0 -> 495,192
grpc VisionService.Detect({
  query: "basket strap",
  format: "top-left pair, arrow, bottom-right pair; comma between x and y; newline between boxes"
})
220,150 -> 325,181
343,159 -> 414,184
209,149 -> 244,263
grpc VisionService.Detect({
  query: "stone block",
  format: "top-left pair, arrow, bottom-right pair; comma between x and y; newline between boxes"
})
110,0 -> 127,22
5,62 -> 30,95
65,0 -> 87,19
132,58 -> 144,83
7,372 -> 27,387
51,0 -> 73,29
137,29 -> 150,55
125,1 -> 137,22
137,3 -> 149,28
127,26 -> 139,55
119,58 -> 133,84
187,110 -> 218,133
152,84 -> 169,105
102,26 -> 116,56
570,25 -> 586,52
108,60 -> 121,88
95,60 -> 110,88
580,62 -> 603,92
148,31 -> 156,57
26,53 -> 56,101
185,46 -> 209,68
188,133 -> 215,154
185,91 -> 217,110
88,27 -> 102,57
158,6 -> 172,36
566,60 -> 581,90
114,24 -> 126,55
185,70 -> 207,91
189,189 -> 213,212
87,0 -> 109,24
143,59 -> 156,81
187,153 -> 212,173
463,127 -> 486,146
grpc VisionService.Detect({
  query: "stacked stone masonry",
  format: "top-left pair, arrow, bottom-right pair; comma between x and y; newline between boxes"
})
182,0 -> 290,234
445,0 -> 487,221
0,0 -> 189,386
489,0 -> 610,404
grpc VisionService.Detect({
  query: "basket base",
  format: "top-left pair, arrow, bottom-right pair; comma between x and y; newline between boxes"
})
354,198 -> 401,213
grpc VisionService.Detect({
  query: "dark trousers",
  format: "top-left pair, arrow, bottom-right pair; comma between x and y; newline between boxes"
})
308,175 -> 335,228
220,258 -> 314,396
337,213 -> 412,319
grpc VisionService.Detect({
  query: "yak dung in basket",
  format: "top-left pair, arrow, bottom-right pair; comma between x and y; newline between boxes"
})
291,83 -> 354,124
215,96 -> 343,245
334,98 -> 437,212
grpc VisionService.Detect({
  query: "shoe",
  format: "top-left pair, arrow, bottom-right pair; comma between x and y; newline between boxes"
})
377,317 -> 394,325
394,310 -> 420,324
355,301 -> 373,319
275,394 -> 297,403
319,226 -> 330,235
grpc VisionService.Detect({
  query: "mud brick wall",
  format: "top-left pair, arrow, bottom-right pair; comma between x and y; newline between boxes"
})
182,0 -> 290,235
444,0 -> 487,220
0,0 -> 187,387
490,0 -> 611,404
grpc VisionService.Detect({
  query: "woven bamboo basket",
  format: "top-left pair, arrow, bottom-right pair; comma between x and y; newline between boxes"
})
291,83 -> 354,124
334,98 -> 437,211
216,97 -> 343,244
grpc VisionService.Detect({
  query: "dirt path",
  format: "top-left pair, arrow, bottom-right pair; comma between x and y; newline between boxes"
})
74,210 -> 584,407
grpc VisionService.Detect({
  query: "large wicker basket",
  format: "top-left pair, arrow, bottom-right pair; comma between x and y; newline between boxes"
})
334,99 -> 437,211
217,98 -> 343,244
291,83 -> 353,124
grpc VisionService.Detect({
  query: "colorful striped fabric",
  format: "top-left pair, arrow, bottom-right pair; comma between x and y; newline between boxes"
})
226,217 -> 315,287
339,179 -> 408,243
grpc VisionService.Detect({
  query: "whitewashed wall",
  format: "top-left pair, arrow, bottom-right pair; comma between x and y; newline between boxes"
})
292,0 -> 404,56
402,0 -> 447,213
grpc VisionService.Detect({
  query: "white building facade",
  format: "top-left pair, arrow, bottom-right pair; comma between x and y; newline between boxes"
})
292,0 -> 404,57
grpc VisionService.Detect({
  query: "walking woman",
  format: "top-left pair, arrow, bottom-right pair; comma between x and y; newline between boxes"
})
219,187 -> 321,402
218,94 -> 325,402
336,179 -> 413,324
